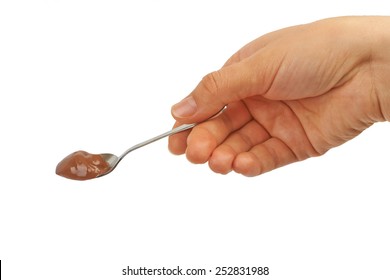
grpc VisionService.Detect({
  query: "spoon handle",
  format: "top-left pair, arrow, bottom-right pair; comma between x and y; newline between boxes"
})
118,107 -> 226,161
118,123 -> 195,160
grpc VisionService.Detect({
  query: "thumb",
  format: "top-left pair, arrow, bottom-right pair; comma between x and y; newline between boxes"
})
171,54 -> 274,124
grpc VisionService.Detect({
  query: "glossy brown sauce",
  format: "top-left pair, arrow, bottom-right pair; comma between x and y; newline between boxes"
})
56,150 -> 109,180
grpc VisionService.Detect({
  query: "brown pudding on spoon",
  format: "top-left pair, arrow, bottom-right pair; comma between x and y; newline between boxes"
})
56,150 -> 110,180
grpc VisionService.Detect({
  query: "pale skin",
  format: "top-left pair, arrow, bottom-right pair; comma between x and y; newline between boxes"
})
169,16 -> 390,176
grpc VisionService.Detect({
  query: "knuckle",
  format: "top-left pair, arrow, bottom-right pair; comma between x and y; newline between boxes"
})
201,71 -> 222,97
224,51 -> 242,66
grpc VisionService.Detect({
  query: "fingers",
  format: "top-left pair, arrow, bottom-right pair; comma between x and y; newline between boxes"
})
168,101 -> 252,160
233,138 -> 298,177
170,34 -> 274,125
171,48 -> 284,124
170,97 -> 317,176
207,98 -> 318,176
206,120 -> 300,176
208,120 -> 270,174
168,121 -> 191,155
208,127 -> 299,177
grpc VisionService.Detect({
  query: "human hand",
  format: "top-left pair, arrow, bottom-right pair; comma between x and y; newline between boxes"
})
169,16 -> 390,176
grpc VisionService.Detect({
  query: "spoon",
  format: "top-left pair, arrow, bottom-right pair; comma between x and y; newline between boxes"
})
100,122 -> 196,177
56,108 -> 225,181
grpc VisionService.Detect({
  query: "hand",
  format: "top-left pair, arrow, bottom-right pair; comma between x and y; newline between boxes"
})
169,16 -> 390,176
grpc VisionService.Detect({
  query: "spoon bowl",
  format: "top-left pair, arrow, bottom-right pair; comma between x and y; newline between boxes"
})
99,153 -> 120,176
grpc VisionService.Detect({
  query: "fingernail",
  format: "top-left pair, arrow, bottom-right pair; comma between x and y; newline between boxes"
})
171,96 -> 197,118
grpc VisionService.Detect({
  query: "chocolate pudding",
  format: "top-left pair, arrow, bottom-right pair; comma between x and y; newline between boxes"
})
56,150 -> 110,180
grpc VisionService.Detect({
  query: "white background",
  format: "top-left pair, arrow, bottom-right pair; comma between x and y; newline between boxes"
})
0,1 -> 389,279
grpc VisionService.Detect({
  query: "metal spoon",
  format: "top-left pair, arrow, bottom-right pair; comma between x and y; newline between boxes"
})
99,122 -> 195,177
98,107 -> 226,178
